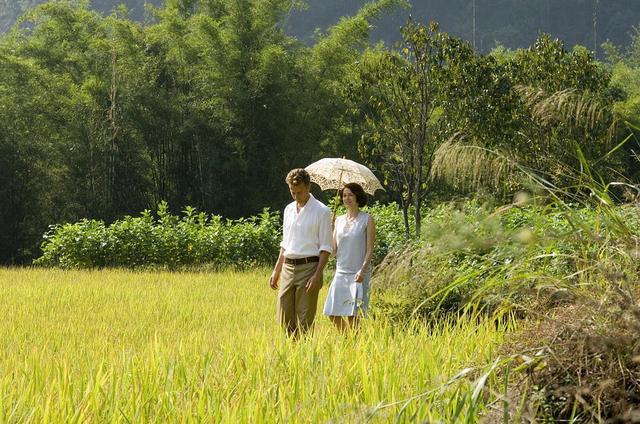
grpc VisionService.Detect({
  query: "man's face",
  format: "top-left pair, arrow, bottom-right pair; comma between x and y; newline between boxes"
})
288,183 -> 310,203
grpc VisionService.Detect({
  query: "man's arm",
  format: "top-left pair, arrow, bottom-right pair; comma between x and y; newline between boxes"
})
305,207 -> 333,292
318,207 -> 333,255
269,248 -> 285,290
270,205 -> 289,290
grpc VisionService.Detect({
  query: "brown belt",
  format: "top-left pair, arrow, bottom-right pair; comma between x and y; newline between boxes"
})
285,256 -> 319,265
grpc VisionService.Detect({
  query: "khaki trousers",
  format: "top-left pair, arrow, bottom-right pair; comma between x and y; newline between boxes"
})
277,261 -> 321,335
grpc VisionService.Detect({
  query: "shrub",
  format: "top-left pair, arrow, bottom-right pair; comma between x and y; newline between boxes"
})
373,199 -> 640,320
501,286 -> 640,422
35,202 -> 282,270
35,201 -> 410,270
37,219 -> 109,268
363,202 -> 409,264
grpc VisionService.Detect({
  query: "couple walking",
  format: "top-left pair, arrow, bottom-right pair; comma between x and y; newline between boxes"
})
268,168 -> 376,336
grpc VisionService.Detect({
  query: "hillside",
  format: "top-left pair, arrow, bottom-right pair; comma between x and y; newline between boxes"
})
287,0 -> 640,56
2,0 -> 640,55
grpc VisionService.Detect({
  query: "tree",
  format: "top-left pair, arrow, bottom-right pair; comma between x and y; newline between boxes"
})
0,0 -> 406,263
0,47 -> 75,262
350,19 -> 475,239
432,35 -> 619,195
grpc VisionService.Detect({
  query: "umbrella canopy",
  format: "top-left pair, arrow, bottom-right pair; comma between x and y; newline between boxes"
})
305,158 -> 384,195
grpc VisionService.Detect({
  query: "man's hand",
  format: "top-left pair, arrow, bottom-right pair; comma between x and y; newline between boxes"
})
305,274 -> 321,292
269,270 -> 280,290
270,248 -> 285,290
354,270 -> 364,283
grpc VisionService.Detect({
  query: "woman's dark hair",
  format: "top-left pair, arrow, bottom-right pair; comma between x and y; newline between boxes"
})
340,183 -> 367,207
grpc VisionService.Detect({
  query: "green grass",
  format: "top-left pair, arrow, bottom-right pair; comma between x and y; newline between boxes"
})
0,268 -> 509,422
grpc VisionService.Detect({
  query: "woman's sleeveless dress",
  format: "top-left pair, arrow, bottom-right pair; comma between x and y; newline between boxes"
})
323,212 -> 370,317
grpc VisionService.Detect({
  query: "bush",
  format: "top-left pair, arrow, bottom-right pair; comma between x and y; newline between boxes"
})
35,202 -> 281,270
36,219 -> 110,268
35,201 -> 409,270
373,199 -> 640,320
363,202 -> 409,264
501,286 -> 640,422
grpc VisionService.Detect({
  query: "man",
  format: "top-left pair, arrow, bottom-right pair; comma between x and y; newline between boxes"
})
269,168 -> 332,337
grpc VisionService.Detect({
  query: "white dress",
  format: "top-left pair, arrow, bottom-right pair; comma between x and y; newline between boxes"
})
323,212 -> 371,317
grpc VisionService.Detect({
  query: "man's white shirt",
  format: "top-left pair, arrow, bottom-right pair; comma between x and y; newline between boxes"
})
280,194 -> 333,259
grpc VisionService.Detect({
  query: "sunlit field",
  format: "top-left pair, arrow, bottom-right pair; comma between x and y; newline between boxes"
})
0,268 -> 508,422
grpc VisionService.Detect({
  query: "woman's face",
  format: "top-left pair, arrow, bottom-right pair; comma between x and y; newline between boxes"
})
342,187 -> 357,208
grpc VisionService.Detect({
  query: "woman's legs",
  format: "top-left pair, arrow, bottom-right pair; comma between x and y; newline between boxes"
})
347,315 -> 359,330
329,315 -> 347,332
329,315 -> 360,332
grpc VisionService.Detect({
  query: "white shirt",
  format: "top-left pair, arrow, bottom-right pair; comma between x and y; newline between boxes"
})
280,194 -> 333,259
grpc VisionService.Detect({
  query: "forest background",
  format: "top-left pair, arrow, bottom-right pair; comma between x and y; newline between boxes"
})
1,0 -> 640,264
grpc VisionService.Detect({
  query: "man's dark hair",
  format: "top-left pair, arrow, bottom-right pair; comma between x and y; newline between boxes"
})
286,168 -> 311,186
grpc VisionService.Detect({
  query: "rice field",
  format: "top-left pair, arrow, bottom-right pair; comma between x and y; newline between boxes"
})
0,268 -> 509,422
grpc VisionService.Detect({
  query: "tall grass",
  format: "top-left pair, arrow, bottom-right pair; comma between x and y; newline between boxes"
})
376,146 -> 640,321
376,142 -> 640,421
0,268 -> 509,422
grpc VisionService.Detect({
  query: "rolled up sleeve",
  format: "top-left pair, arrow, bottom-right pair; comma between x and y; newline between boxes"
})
280,207 -> 289,250
318,208 -> 333,254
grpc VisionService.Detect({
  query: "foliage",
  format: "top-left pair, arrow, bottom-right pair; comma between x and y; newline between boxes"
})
373,197 -> 640,321
5,0 -> 640,59
35,202 -> 281,269
502,289 -> 640,422
34,201 -> 409,269
2,0 -> 639,267
363,202 -> 408,266
374,144 -> 640,421
432,35 -> 621,195
604,31 -> 640,185
350,19 -> 475,239
0,0 -> 398,264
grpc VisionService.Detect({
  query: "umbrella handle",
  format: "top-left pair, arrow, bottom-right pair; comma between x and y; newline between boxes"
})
333,168 -> 345,224
332,188 -> 339,223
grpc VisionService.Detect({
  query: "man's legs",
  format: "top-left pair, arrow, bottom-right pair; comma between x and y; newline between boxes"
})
294,262 -> 321,334
278,261 -> 320,336
277,263 -> 297,335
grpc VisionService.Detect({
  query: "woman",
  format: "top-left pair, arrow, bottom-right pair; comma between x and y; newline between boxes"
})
323,182 -> 376,331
